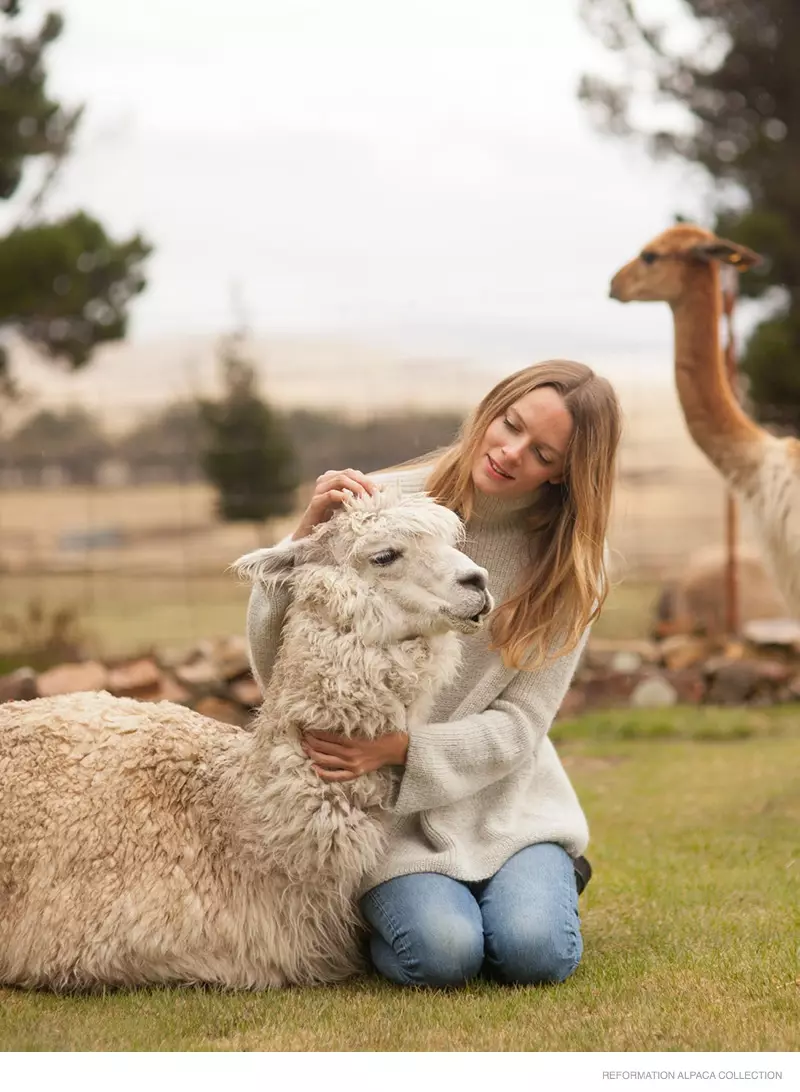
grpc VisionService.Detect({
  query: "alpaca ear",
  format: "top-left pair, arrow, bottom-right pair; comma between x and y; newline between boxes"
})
230,540 -> 300,586
690,238 -> 763,270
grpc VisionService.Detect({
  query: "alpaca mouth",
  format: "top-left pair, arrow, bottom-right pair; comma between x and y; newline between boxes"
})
445,592 -> 493,633
471,596 -> 493,623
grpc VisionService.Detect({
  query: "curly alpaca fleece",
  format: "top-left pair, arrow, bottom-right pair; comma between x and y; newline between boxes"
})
0,490 -> 490,991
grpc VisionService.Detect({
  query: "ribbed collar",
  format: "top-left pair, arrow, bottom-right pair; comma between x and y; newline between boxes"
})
398,463 -> 537,530
467,487 -> 537,529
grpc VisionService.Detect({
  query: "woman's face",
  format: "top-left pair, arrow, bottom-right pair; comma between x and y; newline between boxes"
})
471,386 -> 574,500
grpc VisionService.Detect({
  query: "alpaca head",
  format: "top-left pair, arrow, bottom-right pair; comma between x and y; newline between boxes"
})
609,224 -> 762,305
233,488 -> 493,644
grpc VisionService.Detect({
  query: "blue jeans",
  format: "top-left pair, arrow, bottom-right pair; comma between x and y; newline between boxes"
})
359,842 -> 583,988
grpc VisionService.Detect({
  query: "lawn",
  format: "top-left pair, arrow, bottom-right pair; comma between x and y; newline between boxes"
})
1,706 -> 797,1052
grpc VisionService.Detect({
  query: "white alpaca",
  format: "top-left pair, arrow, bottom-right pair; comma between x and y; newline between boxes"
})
0,489 -> 491,991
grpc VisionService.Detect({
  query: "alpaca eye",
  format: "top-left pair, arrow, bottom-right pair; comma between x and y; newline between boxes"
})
640,251 -> 658,265
371,548 -> 403,567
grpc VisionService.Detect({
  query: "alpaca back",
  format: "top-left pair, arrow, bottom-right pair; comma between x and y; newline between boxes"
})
740,438 -> 800,614
0,689 -> 392,988
0,692 -> 255,989
0,627 -> 458,989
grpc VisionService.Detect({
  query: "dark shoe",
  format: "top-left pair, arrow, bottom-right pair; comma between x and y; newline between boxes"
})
573,855 -> 592,896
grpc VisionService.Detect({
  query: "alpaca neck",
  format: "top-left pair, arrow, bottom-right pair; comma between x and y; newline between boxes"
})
671,266 -> 765,490
256,617 -> 445,748
228,620 -> 458,882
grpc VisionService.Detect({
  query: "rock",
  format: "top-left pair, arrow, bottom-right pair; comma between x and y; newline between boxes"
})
213,635 -> 252,681
610,650 -> 642,673
705,658 -> 792,705
663,668 -> 706,704
134,672 -> 192,706
194,696 -> 253,729
580,671 -> 640,709
155,644 -> 198,670
658,634 -> 715,671
0,667 -> 38,704
629,675 -> 679,709
36,660 -> 109,698
782,674 -> 800,701
155,674 -> 192,704
229,676 -> 262,708
175,658 -> 220,690
107,657 -> 163,698
582,638 -> 660,671
742,617 -> 800,652
721,639 -> 748,661
753,660 -> 794,684
192,639 -> 216,661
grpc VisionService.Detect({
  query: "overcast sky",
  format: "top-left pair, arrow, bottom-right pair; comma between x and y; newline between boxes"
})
12,0 -> 736,387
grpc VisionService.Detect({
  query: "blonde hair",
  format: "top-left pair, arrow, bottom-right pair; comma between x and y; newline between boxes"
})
404,360 -> 622,670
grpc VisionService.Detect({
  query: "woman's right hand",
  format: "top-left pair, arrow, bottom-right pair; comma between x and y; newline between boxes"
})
292,468 -> 378,540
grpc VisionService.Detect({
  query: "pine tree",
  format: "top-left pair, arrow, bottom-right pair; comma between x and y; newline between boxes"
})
0,3 -> 151,399
580,0 -> 800,430
198,334 -> 298,524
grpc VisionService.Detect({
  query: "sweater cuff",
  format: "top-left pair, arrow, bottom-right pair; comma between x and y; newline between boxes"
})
391,721 -> 448,815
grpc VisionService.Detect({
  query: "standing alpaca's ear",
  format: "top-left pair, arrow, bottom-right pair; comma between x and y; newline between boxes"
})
230,541 -> 301,586
689,237 -> 763,270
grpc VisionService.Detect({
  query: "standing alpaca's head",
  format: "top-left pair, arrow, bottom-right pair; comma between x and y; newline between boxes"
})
234,489 -> 493,644
609,224 -> 762,305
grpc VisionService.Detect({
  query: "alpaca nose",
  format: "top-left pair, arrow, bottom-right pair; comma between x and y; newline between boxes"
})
459,568 -> 488,592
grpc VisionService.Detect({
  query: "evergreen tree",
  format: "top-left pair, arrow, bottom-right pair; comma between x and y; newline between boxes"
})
579,0 -> 800,430
0,3 -> 150,399
8,405 -> 110,483
198,334 -> 298,524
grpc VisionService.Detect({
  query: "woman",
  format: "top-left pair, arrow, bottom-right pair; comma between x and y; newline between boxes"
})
247,359 -> 622,988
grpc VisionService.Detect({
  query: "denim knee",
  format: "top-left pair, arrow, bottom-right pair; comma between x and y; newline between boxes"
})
412,914 -> 484,987
487,913 -> 583,985
371,912 -> 483,988
361,874 -> 485,989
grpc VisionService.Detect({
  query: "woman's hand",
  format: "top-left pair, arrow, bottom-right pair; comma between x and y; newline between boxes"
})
292,468 -> 378,540
302,730 -> 409,782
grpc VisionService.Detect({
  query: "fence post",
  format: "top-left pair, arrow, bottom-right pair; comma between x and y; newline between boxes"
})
720,263 -> 740,638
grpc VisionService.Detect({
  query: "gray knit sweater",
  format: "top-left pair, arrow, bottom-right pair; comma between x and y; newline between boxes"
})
246,466 -> 590,893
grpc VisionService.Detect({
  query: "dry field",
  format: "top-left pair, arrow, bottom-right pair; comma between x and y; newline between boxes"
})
0,473 -> 725,657
0,379 -> 782,656
0,483 -> 292,658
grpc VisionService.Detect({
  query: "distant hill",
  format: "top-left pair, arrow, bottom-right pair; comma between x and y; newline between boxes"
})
6,330 -> 713,475
5,330 -> 775,580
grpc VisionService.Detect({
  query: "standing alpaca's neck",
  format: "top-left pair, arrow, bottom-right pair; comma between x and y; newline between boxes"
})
671,266 -> 765,491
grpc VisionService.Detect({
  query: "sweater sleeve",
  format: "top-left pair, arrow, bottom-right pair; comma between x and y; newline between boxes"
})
391,626 -> 590,816
246,579 -> 292,694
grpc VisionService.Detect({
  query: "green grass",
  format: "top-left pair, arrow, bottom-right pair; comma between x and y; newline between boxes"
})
2,706 -> 798,1051
552,703 -> 800,743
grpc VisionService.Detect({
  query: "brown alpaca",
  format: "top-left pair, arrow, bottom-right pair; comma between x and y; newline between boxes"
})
609,223 -> 800,615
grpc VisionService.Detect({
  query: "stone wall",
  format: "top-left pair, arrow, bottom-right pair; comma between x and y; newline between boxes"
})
4,620 -> 800,721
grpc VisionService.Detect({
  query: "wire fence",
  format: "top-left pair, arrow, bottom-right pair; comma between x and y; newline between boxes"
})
0,380 -> 785,659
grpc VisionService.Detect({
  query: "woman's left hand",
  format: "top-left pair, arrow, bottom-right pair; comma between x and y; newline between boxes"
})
302,730 -> 409,782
